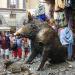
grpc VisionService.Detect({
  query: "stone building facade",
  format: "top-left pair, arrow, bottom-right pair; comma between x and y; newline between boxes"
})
0,0 -> 51,32
0,0 -> 27,32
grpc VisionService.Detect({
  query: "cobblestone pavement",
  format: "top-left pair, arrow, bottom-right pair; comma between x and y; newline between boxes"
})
0,53 -> 75,75
27,58 -> 75,75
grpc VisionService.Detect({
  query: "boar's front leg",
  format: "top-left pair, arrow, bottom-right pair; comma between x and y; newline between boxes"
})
37,46 -> 50,71
26,50 -> 39,64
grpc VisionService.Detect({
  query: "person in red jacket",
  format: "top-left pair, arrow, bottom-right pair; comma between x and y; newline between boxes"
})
0,32 -> 10,60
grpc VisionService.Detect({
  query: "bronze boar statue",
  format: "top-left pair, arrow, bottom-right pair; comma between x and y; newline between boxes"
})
14,21 -> 67,71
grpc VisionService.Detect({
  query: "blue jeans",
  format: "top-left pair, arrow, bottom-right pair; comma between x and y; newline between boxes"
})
67,44 -> 73,59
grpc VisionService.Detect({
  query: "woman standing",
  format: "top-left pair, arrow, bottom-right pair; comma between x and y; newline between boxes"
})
54,0 -> 74,61
21,36 -> 30,61
9,33 -> 17,59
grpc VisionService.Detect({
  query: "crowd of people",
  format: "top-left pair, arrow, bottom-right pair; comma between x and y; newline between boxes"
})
45,0 -> 74,61
0,31 -> 31,62
0,0 -> 74,64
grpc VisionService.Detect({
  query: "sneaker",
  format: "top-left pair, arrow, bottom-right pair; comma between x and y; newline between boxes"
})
67,58 -> 74,61
68,64 -> 72,68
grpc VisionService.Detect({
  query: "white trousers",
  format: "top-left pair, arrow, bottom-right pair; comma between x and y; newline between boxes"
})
1,48 -> 9,56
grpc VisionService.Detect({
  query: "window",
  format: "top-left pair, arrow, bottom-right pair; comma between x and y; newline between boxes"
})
7,0 -> 19,8
10,0 -> 16,5
23,0 -> 26,9
10,14 -> 16,18
10,0 -> 17,8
